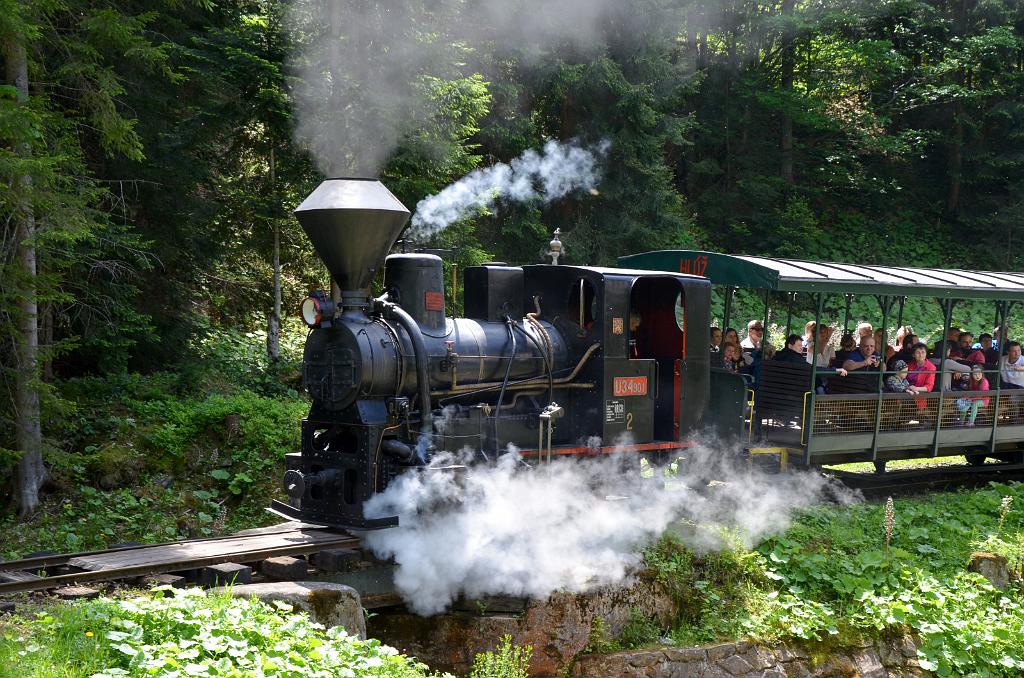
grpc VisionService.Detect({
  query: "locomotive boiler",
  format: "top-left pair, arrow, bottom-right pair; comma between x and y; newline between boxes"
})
271,178 -> 714,529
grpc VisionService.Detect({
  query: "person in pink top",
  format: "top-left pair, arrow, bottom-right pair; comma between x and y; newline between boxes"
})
905,342 -> 936,411
955,364 -> 990,426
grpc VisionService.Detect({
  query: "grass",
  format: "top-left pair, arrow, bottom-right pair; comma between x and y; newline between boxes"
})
644,481 -> 1024,677
0,587 -> 432,678
827,454 -> 986,474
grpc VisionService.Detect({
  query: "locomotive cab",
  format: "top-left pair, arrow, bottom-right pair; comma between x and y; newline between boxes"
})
522,265 -> 710,452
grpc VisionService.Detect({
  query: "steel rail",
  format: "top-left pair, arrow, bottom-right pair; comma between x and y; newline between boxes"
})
1,522 -> 329,573
0,534 -> 359,596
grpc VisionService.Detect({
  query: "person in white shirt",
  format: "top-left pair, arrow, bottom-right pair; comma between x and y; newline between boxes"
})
999,341 -> 1024,423
940,344 -> 972,391
1001,341 -> 1024,388
741,319 -> 763,352
805,323 -> 836,369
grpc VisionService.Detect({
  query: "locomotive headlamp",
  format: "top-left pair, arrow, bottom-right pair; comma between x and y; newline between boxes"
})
300,290 -> 336,328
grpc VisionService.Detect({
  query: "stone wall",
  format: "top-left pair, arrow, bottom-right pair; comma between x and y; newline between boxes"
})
570,636 -> 925,678
369,573 -> 926,677
368,572 -> 677,676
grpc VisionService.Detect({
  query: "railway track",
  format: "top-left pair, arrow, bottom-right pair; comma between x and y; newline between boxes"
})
826,461 -> 1024,499
0,522 -> 360,596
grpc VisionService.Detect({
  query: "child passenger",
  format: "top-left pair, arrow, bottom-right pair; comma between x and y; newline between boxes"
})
884,360 -> 914,394
955,364 -> 990,427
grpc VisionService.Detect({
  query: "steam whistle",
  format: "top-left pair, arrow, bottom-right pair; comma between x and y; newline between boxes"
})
548,229 -> 564,265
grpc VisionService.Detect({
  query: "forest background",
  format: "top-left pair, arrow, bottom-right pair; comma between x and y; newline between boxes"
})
2,0 -> 1024,518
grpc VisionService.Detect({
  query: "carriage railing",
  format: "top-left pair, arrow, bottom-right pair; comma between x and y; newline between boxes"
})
809,389 -> 1008,436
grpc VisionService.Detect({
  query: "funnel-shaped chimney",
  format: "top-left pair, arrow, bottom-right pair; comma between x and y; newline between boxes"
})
295,179 -> 411,293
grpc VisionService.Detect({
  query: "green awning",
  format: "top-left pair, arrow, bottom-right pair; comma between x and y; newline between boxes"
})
618,250 -> 1024,301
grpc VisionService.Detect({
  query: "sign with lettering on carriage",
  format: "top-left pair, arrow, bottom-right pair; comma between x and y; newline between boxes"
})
613,376 -> 648,397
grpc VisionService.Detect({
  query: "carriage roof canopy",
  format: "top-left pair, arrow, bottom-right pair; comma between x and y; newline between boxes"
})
618,250 -> 1024,301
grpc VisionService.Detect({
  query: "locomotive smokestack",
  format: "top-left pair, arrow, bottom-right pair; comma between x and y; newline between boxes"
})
295,178 -> 411,297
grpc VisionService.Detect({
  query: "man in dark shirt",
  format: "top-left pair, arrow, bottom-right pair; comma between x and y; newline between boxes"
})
774,334 -> 806,364
931,327 -> 961,360
979,333 -> 1000,365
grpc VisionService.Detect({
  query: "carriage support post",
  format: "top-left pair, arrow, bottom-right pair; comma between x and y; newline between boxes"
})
871,295 -> 895,461
932,298 -> 956,456
804,293 -> 825,465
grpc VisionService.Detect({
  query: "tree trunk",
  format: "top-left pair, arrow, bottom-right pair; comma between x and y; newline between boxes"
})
41,301 -> 53,382
5,32 -> 46,515
946,0 -> 967,214
780,0 -> 795,184
267,147 -> 281,363
947,100 -> 964,214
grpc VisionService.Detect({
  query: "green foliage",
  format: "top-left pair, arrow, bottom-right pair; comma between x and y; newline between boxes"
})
2,326 -> 308,555
642,483 -> 1024,675
469,635 -> 532,678
749,482 -> 1024,674
617,610 -> 662,649
0,588 -> 430,678
0,482 -> 224,558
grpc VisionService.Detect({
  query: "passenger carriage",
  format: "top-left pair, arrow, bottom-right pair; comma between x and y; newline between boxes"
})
620,250 -> 1024,471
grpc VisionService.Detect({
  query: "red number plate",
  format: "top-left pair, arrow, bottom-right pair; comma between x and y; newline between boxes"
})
424,291 -> 445,311
613,376 -> 648,397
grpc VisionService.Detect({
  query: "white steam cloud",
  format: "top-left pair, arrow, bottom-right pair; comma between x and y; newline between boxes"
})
285,0 -> 638,176
363,439 -> 857,615
407,139 -> 610,241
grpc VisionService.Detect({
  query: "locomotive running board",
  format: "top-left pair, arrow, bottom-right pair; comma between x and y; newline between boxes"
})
268,500 -> 399,530
519,440 -> 693,458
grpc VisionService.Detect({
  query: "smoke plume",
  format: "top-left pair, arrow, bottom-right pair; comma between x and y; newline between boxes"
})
407,139 -> 610,241
285,0 -> 646,177
363,439 -> 857,615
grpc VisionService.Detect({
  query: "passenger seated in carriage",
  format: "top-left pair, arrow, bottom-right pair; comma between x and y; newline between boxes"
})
774,334 -> 806,364
842,335 -> 881,373
955,364 -> 990,427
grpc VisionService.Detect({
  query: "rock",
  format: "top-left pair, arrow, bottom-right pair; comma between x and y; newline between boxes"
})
313,547 -> 362,573
663,647 -> 706,663
369,571 -> 678,676
0,601 -> 15,614
968,551 -> 1010,589
706,642 -> 737,663
851,648 -> 887,678
718,652 -> 754,675
899,634 -> 920,659
203,562 -> 252,587
225,581 -> 365,639
56,586 -> 100,600
260,556 -> 308,581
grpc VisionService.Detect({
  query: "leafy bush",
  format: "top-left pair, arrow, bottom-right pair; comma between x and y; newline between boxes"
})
469,635 -> 531,678
618,610 -> 662,649
0,482 -> 229,559
0,588 -> 431,678
3,325 -> 311,556
645,482 -> 1024,676
751,482 -> 1024,675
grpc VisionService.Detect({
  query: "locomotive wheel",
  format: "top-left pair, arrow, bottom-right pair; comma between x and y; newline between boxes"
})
965,453 -> 987,467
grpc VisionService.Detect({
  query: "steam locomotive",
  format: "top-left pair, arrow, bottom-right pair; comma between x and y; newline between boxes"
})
271,179 -> 727,529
